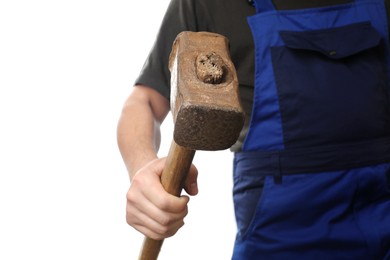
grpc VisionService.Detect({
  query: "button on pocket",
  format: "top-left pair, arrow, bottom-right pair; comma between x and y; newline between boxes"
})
278,22 -> 382,59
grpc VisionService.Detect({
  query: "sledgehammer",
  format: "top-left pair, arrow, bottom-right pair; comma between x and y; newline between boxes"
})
138,31 -> 245,260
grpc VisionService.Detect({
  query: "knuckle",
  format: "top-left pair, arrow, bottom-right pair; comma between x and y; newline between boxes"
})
157,225 -> 170,235
156,197 -> 171,211
158,215 -> 172,226
130,175 -> 144,188
155,216 -> 183,237
126,190 -> 136,203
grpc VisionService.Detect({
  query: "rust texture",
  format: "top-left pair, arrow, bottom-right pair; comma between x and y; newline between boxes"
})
195,52 -> 225,84
169,31 -> 245,151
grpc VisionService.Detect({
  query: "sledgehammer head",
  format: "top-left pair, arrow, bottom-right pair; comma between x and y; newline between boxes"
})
169,31 -> 245,151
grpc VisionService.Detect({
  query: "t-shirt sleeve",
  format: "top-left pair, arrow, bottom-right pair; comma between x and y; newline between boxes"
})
134,0 -> 205,101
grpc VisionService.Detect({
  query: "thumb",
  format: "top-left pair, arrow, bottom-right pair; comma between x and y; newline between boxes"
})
184,164 -> 198,196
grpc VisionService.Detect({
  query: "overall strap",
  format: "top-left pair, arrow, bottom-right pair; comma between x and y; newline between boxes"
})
252,0 -> 276,12
248,0 -> 384,13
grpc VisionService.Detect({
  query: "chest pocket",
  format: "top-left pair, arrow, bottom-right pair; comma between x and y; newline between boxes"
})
271,21 -> 390,149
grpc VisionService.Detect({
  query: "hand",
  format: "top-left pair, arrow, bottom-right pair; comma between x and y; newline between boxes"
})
126,158 -> 198,240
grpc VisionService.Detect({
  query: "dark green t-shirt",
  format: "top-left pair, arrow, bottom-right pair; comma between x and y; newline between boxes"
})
135,0 -> 390,151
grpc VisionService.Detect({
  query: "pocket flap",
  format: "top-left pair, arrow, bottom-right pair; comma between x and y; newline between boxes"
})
279,22 -> 382,59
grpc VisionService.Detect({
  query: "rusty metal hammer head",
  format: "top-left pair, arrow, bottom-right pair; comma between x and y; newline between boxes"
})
168,31 -> 245,151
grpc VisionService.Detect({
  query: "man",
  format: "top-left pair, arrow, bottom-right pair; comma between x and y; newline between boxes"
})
118,0 -> 390,258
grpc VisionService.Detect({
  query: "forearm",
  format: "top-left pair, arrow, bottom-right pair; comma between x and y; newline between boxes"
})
117,102 -> 159,180
117,86 -> 170,180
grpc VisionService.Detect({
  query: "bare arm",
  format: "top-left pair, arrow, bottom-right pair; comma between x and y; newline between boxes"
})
117,85 -> 170,180
117,85 -> 198,240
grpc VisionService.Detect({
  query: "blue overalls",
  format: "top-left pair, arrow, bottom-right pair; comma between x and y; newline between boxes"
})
232,0 -> 390,259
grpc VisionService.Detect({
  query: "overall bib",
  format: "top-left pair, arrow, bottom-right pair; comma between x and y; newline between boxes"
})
232,0 -> 390,259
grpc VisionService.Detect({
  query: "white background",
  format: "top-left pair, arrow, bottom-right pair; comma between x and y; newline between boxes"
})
0,1 -> 236,259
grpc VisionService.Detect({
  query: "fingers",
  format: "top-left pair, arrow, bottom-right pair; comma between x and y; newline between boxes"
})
184,164 -> 198,196
126,158 -> 192,240
126,194 -> 189,240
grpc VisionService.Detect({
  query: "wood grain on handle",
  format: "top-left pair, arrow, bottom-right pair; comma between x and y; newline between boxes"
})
138,141 -> 196,260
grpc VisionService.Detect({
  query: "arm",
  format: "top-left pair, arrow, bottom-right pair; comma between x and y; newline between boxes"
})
117,85 -> 170,180
117,85 -> 198,240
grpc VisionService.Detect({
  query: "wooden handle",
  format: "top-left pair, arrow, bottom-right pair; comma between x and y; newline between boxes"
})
138,140 -> 196,260
139,239 -> 164,260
